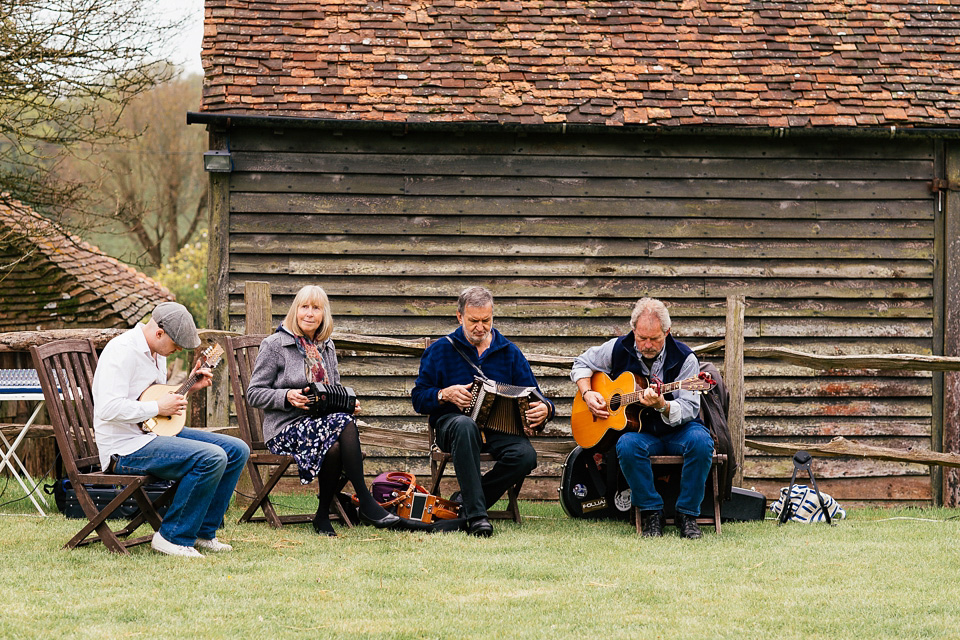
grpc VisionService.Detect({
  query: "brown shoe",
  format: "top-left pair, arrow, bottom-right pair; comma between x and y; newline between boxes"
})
676,512 -> 703,539
640,510 -> 664,537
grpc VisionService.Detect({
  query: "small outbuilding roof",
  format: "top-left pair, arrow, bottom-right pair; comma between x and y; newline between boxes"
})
200,0 -> 960,128
0,198 -> 174,331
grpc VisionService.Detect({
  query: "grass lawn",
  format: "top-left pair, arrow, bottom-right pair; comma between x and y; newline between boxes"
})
1,486 -> 959,640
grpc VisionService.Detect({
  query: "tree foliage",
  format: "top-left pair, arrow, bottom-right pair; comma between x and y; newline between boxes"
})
0,0 -> 181,213
154,228 -> 207,326
59,76 -> 207,268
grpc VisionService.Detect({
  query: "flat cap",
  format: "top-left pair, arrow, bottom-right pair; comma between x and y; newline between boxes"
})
152,302 -> 200,349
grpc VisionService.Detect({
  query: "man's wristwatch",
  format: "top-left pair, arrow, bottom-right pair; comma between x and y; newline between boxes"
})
437,389 -> 444,402
656,402 -> 670,414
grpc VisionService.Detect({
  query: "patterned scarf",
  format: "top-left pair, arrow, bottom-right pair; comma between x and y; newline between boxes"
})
283,326 -> 327,383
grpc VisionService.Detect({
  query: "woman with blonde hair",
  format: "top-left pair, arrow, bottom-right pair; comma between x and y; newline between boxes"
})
247,285 -> 400,535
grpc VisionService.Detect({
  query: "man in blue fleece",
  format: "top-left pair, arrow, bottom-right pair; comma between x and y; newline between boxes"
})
412,286 -> 554,537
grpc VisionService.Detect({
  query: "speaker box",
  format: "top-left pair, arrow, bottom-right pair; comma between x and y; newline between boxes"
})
720,487 -> 767,522
51,478 -> 172,519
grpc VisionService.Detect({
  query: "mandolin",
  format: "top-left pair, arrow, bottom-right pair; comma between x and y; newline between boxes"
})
570,370 -> 715,450
139,344 -> 224,437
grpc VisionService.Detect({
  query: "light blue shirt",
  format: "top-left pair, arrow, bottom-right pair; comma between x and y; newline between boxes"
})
571,336 -> 701,428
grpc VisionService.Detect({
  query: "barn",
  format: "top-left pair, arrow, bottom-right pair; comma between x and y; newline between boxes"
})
188,0 -> 960,506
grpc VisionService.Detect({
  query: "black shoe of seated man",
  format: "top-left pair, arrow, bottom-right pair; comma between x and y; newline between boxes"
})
640,510 -> 664,537
359,509 -> 402,529
675,512 -> 703,540
467,516 -> 493,537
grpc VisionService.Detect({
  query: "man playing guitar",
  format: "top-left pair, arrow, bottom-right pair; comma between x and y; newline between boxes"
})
571,297 -> 714,539
92,302 -> 249,557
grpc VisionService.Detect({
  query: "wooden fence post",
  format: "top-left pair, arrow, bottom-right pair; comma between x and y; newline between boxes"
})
233,281 -> 273,505
244,281 -> 273,335
725,295 -> 746,487
943,143 -> 960,507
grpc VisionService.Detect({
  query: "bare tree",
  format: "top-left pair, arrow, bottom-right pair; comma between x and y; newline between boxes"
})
0,0 -> 182,214
61,77 -> 207,268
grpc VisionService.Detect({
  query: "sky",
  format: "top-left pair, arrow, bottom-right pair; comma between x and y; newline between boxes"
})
164,0 -> 204,76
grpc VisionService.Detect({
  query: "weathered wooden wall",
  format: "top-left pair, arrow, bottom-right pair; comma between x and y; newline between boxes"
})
213,125 -> 941,506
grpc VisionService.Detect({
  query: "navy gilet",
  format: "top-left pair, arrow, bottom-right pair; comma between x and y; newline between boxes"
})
608,332 -> 694,435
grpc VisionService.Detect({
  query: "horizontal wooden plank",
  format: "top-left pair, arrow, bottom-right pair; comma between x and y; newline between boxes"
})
226,313 -> 932,342
745,377 -> 931,398
335,356 -> 933,381
224,326 -> 932,360
229,128 -> 934,161
313,396 -> 933,420
233,151 -> 935,181
744,436 -> 930,455
233,172 -> 934,201
746,398 -> 931,418
226,274 -> 933,300
230,213 -> 933,240
230,193 -> 934,221
746,417 -> 930,437
226,293 -> 934,322
231,233 -> 935,261
747,456 -> 928,478
747,477 -> 931,502
228,255 -> 934,280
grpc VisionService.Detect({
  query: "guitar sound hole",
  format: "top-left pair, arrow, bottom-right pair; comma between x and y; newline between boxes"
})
609,394 -> 622,411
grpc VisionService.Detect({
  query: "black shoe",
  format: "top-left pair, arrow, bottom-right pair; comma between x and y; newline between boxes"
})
676,512 -> 703,540
640,510 -> 664,537
359,510 -> 401,529
467,516 -> 493,537
449,491 -> 463,504
396,517 -> 433,532
312,515 -> 337,537
430,517 -> 469,534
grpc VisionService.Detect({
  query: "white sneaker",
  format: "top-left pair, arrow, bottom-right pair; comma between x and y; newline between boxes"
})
195,537 -> 233,553
151,532 -> 204,558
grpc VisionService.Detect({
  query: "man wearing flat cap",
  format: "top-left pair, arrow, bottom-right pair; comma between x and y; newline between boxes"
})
92,302 -> 249,557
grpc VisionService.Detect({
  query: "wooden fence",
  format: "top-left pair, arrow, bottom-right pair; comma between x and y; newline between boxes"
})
4,283 -> 960,505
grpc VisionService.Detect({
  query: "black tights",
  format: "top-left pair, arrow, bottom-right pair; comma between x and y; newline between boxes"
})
315,421 -> 388,524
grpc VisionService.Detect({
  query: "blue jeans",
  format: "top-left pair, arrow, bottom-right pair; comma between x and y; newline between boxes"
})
112,428 -> 250,546
616,420 -> 714,517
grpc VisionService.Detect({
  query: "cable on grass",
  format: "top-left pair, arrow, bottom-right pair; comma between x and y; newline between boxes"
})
0,454 -> 55,511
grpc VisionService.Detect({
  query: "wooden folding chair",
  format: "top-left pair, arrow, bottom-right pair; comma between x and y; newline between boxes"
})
225,334 -> 354,528
29,339 -> 175,554
634,453 -> 728,535
428,421 -> 523,524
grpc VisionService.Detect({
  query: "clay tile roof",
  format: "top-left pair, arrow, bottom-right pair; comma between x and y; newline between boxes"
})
199,0 -> 960,129
0,198 -> 174,330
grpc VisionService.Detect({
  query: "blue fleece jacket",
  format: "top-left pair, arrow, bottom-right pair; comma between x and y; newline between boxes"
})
411,326 -> 555,427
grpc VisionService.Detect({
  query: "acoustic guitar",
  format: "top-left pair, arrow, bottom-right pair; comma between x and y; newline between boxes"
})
139,344 -> 224,437
570,370 -> 716,450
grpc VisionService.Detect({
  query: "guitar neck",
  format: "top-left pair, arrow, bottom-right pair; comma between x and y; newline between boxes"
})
620,379 -> 685,406
174,372 -> 201,397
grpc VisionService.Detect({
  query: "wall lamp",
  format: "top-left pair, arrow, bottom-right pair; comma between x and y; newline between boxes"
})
203,150 -> 233,173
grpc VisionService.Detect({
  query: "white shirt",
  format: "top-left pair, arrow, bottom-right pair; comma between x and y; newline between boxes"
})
92,326 -> 165,470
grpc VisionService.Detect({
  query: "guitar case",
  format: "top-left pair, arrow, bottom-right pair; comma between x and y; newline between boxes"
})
558,446 -> 632,521
559,445 -> 722,520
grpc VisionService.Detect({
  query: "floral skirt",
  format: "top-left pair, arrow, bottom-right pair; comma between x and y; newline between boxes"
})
266,412 -> 354,484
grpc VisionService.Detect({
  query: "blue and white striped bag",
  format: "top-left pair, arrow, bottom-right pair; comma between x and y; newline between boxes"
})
769,484 -> 846,523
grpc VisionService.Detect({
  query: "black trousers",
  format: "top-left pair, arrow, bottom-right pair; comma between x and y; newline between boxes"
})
434,413 -> 537,520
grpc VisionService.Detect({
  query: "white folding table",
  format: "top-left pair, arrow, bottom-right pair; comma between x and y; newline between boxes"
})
0,370 -> 50,516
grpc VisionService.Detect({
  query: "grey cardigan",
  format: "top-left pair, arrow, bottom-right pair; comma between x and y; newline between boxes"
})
246,328 -> 341,443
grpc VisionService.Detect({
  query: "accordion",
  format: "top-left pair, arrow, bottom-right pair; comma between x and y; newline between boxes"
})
304,383 -> 357,417
466,376 -> 548,437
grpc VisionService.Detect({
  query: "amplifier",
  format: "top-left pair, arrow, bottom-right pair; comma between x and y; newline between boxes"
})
720,487 -> 767,522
